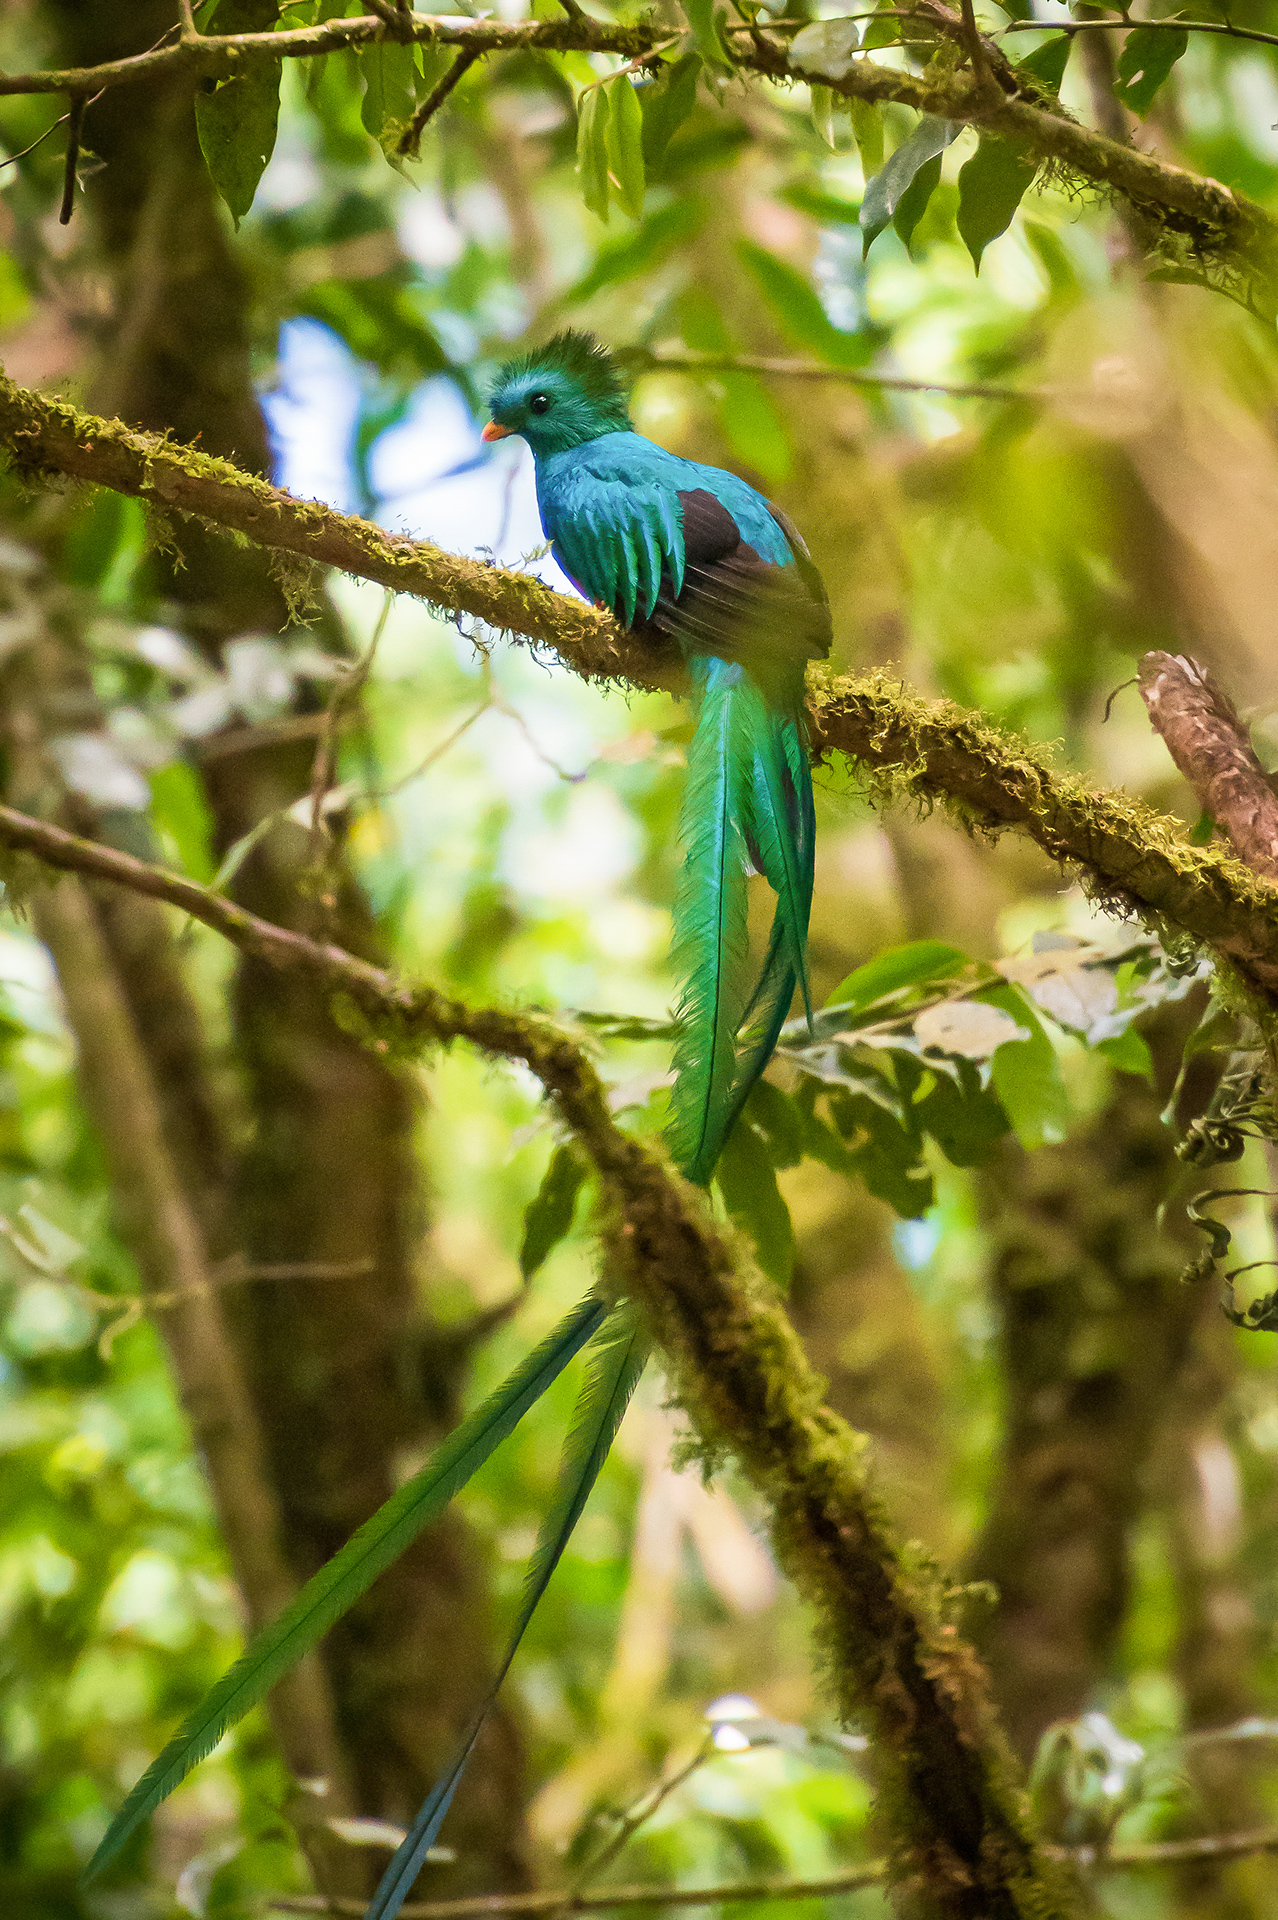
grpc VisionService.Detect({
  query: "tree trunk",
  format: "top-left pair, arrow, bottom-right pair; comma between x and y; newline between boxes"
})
39,0 -> 530,1893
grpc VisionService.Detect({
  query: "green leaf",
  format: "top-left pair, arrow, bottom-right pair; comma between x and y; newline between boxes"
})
861,114 -> 957,255
892,152 -> 942,255
82,1293 -> 608,1885
366,1304 -> 647,1920
716,1118 -> 795,1286
850,98 -> 883,178
826,940 -> 969,1014
742,1079 -> 805,1169
908,1056 -> 1010,1167
148,762 -> 215,886
296,271 -> 450,379
983,983 -> 1069,1150
737,240 -> 873,367
1115,26 -> 1188,117
520,1145 -> 589,1281
359,38 -> 417,147
780,181 -> 862,227
195,0 -> 282,227
810,84 -> 836,151
677,287 -> 791,484
956,135 -> 1038,272
577,85 -> 611,221
604,75 -> 645,219
1190,809 -> 1216,845
564,197 -> 705,304
684,0 -> 734,68
1017,34 -> 1072,95
1096,1028 -> 1154,1080
640,54 -> 701,168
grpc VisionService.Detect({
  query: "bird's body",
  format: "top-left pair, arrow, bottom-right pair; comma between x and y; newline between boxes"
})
485,332 -> 830,1185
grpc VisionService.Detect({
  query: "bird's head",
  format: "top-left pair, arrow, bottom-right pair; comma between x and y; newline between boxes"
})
482,330 -> 631,458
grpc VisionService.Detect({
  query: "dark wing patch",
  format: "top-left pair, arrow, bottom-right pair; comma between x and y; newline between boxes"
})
632,488 -> 831,699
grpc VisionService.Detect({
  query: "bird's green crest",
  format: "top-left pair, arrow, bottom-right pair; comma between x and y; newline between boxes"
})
487,331 -> 632,453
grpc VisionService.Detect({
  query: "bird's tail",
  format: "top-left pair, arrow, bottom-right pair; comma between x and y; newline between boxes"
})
667,655 -> 815,1187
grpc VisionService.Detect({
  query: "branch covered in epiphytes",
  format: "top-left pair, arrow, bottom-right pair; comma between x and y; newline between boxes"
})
0,7 -> 1272,291
3,371 -> 1277,998
1139,652 -> 1278,886
0,798 -> 1068,1920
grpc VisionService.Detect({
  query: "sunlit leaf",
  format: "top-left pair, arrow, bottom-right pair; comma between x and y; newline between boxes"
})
577,85 -> 611,221
957,136 -> 1038,272
826,941 -> 968,1014
1115,26 -> 1188,116
604,76 -> 646,219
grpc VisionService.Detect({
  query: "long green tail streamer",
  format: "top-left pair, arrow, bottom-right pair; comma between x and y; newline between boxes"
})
366,1302 -> 649,1920
83,1291 -> 608,1885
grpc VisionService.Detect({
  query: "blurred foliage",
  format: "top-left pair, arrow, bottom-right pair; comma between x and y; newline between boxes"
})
4,0 -> 1278,1914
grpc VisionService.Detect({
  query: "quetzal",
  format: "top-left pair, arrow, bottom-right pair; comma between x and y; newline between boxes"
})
484,331 -> 831,1183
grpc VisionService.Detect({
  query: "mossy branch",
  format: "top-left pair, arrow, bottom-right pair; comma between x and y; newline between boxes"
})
0,8 -> 1270,282
0,799 -> 1072,1920
2,370 -> 1275,1000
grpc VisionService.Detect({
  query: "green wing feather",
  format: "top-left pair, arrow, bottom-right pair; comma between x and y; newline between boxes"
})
83,1292 -> 608,1886
366,1302 -> 649,1920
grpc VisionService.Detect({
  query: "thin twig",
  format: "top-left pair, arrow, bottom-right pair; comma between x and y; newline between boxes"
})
58,93 -> 87,225
261,1823 -> 1278,1918
308,589 -> 392,848
958,0 -> 994,92
576,38 -> 679,98
998,14 -> 1278,54
397,48 -> 481,158
620,347 -> 1040,402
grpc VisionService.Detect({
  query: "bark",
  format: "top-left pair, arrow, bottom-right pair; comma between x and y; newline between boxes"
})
965,1006 -> 1211,1762
1140,652 -> 1278,885
38,0 -> 530,1893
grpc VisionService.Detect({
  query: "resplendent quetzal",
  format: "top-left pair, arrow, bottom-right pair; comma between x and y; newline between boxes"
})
484,331 -> 831,1184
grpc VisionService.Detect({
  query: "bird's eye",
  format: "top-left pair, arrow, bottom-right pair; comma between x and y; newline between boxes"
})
528,393 -> 552,416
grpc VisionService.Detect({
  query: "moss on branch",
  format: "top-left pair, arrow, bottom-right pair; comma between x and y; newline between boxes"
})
2,371 -> 1275,999
0,799 -> 1075,1920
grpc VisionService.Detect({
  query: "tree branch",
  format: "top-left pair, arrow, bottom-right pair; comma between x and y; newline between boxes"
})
616,347 -> 1039,401
0,799 -> 1067,1920
0,10 -> 1269,277
1139,652 -> 1278,886
3,372 -> 1277,999
264,1821 -> 1278,1918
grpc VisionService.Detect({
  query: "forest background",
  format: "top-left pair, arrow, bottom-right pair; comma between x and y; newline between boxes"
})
6,2 -> 1278,1918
